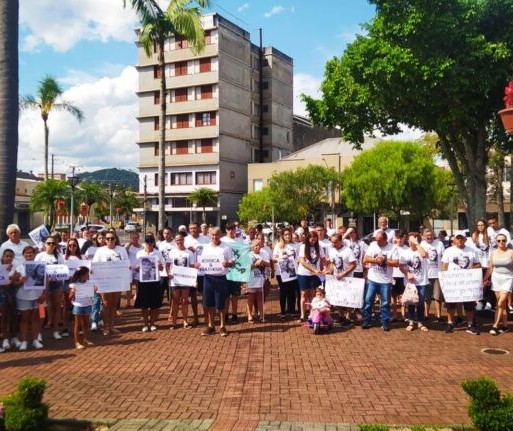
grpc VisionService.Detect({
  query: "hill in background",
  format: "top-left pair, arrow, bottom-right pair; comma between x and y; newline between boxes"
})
78,168 -> 139,191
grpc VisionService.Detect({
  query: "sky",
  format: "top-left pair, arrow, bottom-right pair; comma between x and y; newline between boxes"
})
18,0 -> 377,177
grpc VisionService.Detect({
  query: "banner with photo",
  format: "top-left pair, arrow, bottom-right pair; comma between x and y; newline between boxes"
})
139,256 -> 159,282
91,260 -> 131,293
28,224 -> 50,250
278,256 -> 298,282
325,275 -> 365,309
226,242 -> 251,283
24,262 -> 46,290
439,268 -> 483,303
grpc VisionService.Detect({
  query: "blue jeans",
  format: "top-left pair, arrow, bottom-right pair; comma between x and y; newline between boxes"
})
407,284 -> 428,322
90,292 -> 103,323
363,280 -> 391,325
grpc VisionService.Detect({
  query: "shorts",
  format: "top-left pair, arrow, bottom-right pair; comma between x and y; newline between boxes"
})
135,281 -> 163,309
48,280 -> 62,293
429,278 -> 443,302
73,305 -> 92,315
203,275 -> 228,310
297,274 -> 322,291
392,277 -> 405,297
226,280 -> 241,297
446,301 -> 476,312
171,285 -> 190,291
17,298 -> 39,311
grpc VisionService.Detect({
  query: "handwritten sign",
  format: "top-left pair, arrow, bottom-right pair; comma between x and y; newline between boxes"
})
439,268 -> 483,303
91,260 -> 131,293
45,264 -> 70,281
171,265 -> 198,287
325,275 -> 365,309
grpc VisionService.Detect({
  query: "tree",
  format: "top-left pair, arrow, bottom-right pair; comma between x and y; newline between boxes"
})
268,165 -> 342,223
75,181 -> 109,220
20,76 -> 84,180
113,188 -> 140,220
342,141 -> 449,227
0,1 -> 19,238
303,0 -> 513,226
30,179 -> 70,229
237,188 -> 275,223
124,0 -> 210,230
188,187 -> 217,224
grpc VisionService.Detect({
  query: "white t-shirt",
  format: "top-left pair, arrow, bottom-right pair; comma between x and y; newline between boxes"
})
273,243 -> 299,277
344,239 -> 368,274
297,243 -> 325,276
168,247 -> 195,287
125,243 -> 143,279
199,243 -> 234,276
400,248 -> 429,286
158,240 -> 176,277
471,233 -> 490,267
420,239 -> 445,279
92,245 -> 129,263
365,241 -> 399,284
441,245 -> 479,270
135,248 -> 165,283
392,245 -> 409,278
248,250 -> 268,289
328,245 -> 356,278
35,251 -> 64,265
1,240 -> 30,266
184,235 -> 209,276
70,280 -> 95,307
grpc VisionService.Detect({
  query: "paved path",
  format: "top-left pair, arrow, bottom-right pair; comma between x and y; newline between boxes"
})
1,289 -> 512,430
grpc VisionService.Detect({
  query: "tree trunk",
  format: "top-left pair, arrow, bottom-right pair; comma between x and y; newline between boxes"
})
44,118 -> 49,180
0,1 -> 19,239
158,41 -> 167,231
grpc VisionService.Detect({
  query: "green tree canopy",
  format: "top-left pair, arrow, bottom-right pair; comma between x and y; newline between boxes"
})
237,188 -> 274,223
303,0 -> 513,226
30,179 -> 70,229
188,187 -> 217,223
342,141 -> 450,225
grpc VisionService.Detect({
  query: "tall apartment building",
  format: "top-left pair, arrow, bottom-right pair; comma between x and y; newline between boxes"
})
136,13 -> 293,228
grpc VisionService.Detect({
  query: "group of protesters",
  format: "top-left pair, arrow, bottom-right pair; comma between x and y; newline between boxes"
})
0,214 -> 511,352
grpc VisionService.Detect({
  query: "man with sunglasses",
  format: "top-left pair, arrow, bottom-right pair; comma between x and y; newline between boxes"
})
441,232 -> 481,335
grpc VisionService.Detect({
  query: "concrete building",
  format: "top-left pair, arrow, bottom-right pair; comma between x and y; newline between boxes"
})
14,171 -> 44,233
136,13 -> 293,228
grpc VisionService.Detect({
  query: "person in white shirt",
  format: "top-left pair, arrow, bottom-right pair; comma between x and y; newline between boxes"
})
373,216 -> 396,244
400,232 -> 429,332
124,232 -> 142,309
158,227 -> 175,317
220,222 -> 243,323
362,231 -> 399,331
487,217 -> 511,251
247,240 -> 269,323
92,232 -> 129,336
0,224 -> 29,266
421,229 -> 446,323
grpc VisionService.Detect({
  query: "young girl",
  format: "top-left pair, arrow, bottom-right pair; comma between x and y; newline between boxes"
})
69,266 -> 96,349
62,238 -> 82,338
309,288 -> 332,323
1,249 -> 21,351
247,240 -> 269,323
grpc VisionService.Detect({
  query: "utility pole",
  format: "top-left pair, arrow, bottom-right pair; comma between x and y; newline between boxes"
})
51,154 -> 54,179
143,175 -> 147,237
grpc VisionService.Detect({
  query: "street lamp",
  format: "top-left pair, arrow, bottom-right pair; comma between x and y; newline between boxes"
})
107,183 -> 115,228
67,175 -> 80,236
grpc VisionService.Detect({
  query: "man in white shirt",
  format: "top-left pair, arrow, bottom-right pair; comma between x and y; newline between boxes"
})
373,216 -> 396,244
221,222 -> 243,323
0,224 -> 29,266
362,231 -> 399,331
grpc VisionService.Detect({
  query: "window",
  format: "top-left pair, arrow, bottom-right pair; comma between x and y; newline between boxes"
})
176,114 -> 189,129
200,85 -> 213,99
172,197 -> 188,207
154,117 -> 160,131
154,173 -> 158,186
175,36 -> 188,49
252,102 -> 260,115
175,141 -> 188,155
262,104 -> 268,113
261,81 -> 269,90
154,142 -> 159,156
175,88 -> 187,102
263,127 -> 269,136
251,124 -> 260,139
253,179 -> 264,192
199,57 -> 211,73
254,149 -> 269,162
198,139 -> 213,153
196,171 -> 216,185
195,112 -> 216,127
154,91 -> 160,105
153,65 -> 162,79
175,61 -> 188,76
204,30 -> 212,45
171,172 -> 192,185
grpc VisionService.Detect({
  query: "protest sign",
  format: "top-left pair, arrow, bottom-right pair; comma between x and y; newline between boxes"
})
91,260 -> 131,293
439,268 -> 483,303
325,275 -> 365,309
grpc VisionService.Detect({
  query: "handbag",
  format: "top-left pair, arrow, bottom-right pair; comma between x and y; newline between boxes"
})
402,282 -> 419,305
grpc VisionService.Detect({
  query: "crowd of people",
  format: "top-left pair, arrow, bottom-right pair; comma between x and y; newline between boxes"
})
0,214 -> 511,352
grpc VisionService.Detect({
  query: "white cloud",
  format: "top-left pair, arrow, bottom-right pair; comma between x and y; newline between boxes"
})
18,67 -> 139,176
19,0 -> 138,52
237,3 -> 249,12
293,73 -> 322,117
264,5 -> 285,18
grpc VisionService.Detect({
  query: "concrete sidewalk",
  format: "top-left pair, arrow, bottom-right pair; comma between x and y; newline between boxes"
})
1,289 -> 511,430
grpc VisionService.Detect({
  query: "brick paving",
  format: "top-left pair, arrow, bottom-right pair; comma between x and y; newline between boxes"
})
1,288 -> 513,430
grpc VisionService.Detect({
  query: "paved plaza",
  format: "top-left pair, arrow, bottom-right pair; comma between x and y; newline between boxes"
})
1,289 -> 513,430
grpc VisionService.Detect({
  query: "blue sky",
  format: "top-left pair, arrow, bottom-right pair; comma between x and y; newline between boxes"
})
18,0 -> 376,175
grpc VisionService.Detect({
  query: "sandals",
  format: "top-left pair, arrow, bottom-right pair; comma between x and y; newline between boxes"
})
183,322 -> 192,329
419,324 -> 429,332
406,324 -> 414,331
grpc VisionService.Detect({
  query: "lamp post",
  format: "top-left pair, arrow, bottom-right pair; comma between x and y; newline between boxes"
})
107,183 -> 115,228
67,175 -> 80,236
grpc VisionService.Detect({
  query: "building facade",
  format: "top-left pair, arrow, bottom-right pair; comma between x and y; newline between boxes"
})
136,13 -> 293,228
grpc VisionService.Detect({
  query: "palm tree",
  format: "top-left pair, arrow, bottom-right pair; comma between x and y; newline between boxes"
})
0,1 -> 19,237
75,181 -> 109,221
124,0 -> 210,230
188,187 -> 217,224
30,179 -> 71,230
20,75 -> 84,180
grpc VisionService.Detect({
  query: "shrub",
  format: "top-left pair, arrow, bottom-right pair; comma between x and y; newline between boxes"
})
2,377 -> 49,431
462,377 -> 513,431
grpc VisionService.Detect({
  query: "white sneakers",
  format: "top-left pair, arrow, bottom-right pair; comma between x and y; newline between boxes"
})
150,325 -> 157,332
91,322 -> 98,331
19,341 -> 28,351
32,339 -> 44,349
11,337 -> 22,349
142,326 -> 149,332
53,331 -> 62,340
2,338 -> 10,350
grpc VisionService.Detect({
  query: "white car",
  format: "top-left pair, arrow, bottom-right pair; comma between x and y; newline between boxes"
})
75,223 -> 107,233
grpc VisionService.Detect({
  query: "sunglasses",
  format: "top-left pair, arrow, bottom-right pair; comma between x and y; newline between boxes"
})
46,242 -> 55,246
105,237 -> 115,241
497,239 -> 507,243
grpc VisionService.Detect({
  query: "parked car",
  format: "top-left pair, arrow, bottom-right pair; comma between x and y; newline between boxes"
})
124,221 -> 142,233
74,223 -> 107,234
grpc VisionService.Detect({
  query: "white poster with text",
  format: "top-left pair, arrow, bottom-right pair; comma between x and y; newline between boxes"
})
325,275 -> 365,309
